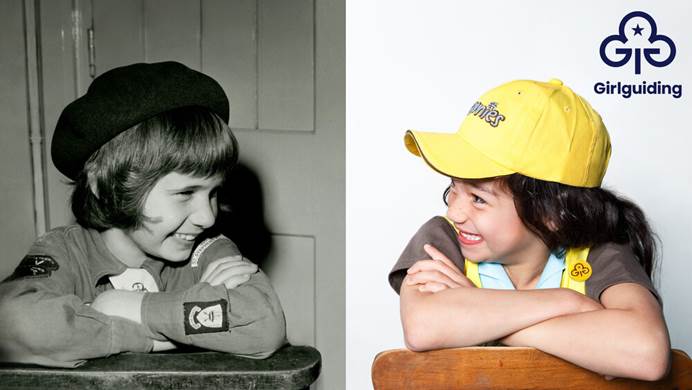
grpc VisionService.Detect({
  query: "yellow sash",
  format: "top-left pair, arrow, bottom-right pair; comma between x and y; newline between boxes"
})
442,217 -> 590,294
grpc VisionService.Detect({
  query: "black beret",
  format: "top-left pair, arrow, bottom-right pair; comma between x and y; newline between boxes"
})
51,61 -> 229,180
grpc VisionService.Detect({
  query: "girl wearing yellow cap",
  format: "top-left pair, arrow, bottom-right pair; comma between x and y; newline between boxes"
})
389,79 -> 670,380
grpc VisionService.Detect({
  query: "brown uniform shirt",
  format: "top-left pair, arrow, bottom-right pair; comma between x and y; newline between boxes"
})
389,216 -> 659,303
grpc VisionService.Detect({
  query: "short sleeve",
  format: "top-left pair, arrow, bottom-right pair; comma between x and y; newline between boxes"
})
586,242 -> 660,305
388,216 -> 464,294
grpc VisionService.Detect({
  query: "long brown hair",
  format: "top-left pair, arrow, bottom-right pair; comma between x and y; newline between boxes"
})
444,174 -> 658,277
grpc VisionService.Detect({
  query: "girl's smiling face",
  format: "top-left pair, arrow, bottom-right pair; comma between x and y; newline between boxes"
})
104,172 -> 223,266
446,178 -> 546,264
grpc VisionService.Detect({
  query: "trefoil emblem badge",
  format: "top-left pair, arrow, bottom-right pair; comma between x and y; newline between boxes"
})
599,11 -> 676,75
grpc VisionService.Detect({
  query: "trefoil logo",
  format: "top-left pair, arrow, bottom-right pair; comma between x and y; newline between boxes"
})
599,11 -> 675,75
595,11 -> 681,99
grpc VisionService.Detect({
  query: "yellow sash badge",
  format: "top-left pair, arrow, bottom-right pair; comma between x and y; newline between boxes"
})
569,259 -> 592,282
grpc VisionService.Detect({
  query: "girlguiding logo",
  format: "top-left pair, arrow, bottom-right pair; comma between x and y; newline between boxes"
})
595,11 -> 682,99
600,11 -> 675,75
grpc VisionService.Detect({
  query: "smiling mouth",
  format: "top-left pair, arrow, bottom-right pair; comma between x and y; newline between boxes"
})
174,233 -> 198,242
458,230 -> 483,245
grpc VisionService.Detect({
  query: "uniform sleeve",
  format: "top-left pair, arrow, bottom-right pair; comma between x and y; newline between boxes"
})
389,216 -> 464,294
586,242 -> 661,305
140,236 -> 286,358
0,242 -> 152,367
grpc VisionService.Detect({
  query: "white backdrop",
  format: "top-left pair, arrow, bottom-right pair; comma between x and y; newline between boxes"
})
346,0 -> 692,388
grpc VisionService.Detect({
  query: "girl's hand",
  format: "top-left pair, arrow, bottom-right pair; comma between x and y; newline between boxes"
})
200,256 -> 258,289
92,290 -> 179,352
91,289 -> 145,323
152,340 -> 177,352
406,244 -> 474,293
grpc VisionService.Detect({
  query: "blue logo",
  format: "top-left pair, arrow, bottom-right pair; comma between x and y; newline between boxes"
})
599,11 -> 676,75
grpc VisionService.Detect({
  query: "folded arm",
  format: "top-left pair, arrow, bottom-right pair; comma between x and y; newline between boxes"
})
401,254 -> 670,381
397,236 -> 670,381
400,279 -> 595,350
143,270 -> 286,358
400,244 -> 600,350
0,281 -> 153,367
94,237 -> 286,358
501,283 -> 670,381
93,269 -> 286,359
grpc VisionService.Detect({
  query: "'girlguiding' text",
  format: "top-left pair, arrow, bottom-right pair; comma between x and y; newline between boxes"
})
594,80 -> 682,99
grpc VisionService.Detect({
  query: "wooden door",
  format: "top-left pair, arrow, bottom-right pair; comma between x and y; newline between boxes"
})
35,0 -> 344,388
0,0 -> 38,280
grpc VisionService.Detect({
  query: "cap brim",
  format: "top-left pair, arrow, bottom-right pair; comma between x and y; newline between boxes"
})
405,130 -> 515,179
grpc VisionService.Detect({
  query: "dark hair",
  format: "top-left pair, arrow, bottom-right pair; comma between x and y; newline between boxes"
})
444,174 -> 658,277
71,106 -> 238,230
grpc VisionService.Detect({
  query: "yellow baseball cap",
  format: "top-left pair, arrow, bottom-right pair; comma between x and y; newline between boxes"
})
405,79 -> 612,188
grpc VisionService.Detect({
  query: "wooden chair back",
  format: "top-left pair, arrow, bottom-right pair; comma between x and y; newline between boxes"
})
372,347 -> 692,389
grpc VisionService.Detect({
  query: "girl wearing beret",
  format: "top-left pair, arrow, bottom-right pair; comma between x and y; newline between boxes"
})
389,79 -> 671,380
0,62 -> 285,367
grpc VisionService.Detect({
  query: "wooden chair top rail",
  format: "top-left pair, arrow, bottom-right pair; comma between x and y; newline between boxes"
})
372,347 -> 691,390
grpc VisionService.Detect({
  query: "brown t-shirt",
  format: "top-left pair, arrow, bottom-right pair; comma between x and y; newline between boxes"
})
389,216 -> 660,303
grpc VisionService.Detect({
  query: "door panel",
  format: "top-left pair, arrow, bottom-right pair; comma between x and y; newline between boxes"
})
145,0 -> 201,66
93,0 -> 144,71
235,131 -> 317,234
203,0 -> 257,130
258,0 -> 314,131
263,235 -> 315,346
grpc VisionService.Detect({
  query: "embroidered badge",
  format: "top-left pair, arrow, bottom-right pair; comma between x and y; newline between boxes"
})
190,236 -> 223,268
183,299 -> 229,335
6,255 -> 59,281
569,259 -> 592,282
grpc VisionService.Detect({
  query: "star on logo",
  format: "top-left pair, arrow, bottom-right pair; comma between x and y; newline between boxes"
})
599,11 -> 676,75
632,23 -> 644,36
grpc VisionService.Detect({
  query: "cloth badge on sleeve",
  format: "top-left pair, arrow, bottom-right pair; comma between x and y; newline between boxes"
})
190,236 -> 223,268
6,255 -> 59,281
183,299 -> 229,335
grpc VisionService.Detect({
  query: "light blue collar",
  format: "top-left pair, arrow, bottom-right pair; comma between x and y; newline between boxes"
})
478,251 -> 566,290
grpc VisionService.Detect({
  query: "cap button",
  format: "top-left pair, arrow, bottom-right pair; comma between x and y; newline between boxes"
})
548,78 -> 563,86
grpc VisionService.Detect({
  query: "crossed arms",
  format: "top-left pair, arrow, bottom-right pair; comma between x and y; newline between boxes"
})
400,245 -> 671,381
0,250 -> 285,367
